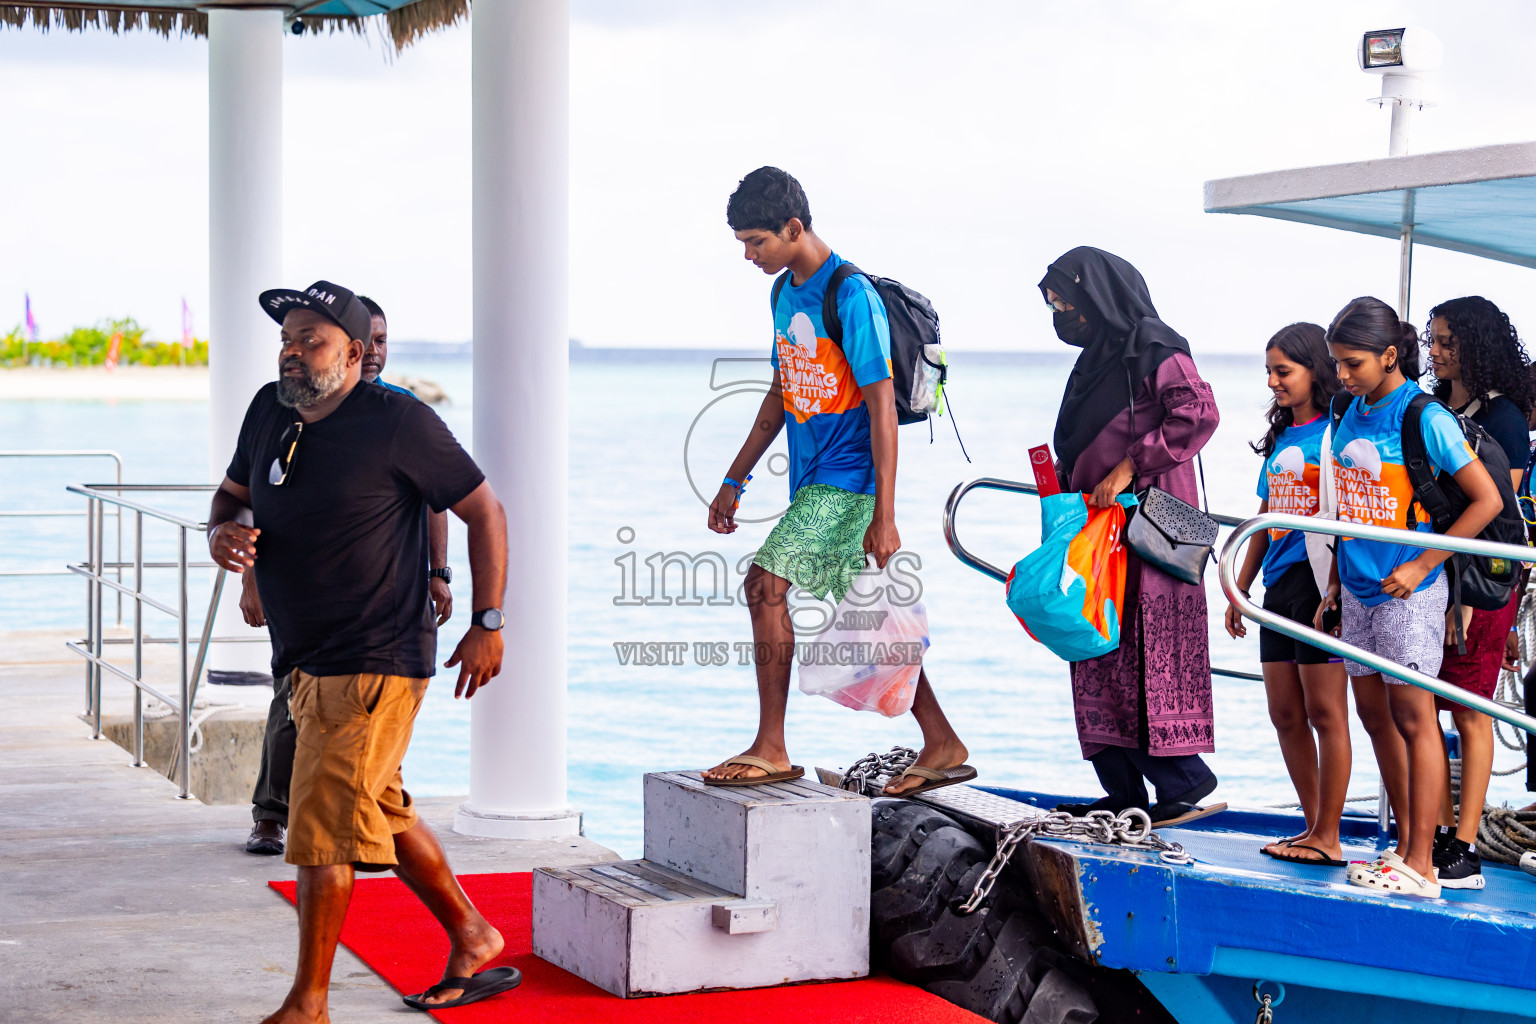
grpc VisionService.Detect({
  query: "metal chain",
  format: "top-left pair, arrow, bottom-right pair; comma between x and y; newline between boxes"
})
840,745 -> 918,794
957,807 -> 1194,915
1252,980 -> 1284,1023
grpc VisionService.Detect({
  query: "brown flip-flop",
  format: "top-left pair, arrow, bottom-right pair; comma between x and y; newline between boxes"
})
1152,801 -> 1227,827
884,764 -> 978,796
701,755 -> 805,787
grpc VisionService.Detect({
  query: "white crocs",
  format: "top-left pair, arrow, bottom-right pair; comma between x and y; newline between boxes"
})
1347,858 -> 1440,898
1349,848 -> 1404,870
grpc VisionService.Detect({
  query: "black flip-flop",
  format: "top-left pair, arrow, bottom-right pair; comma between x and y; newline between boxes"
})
1258,836 -> 1304,855
403,966 -> 522,1011
1262,843 -> 1347,867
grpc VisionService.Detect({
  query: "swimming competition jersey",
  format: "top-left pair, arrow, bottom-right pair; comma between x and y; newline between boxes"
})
1331,381 -> 1477,606
770,252 -> 892,496
1256,414 -> 1327,588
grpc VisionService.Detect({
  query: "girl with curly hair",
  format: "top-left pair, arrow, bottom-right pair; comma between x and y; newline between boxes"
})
1425,295 -> 1535,890
1225,323 -> 1351,865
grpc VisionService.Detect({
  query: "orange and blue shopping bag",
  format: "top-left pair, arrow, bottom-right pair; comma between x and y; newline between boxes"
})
1005,492 -> 1134,662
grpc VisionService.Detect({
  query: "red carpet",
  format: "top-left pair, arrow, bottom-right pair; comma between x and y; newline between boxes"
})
269,872 -> 984,1023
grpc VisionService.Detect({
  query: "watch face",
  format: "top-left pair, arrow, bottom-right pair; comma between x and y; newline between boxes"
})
479,609 -> 505,631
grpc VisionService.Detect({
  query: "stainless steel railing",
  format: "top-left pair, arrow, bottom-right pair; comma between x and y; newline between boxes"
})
65,482 -> 264,799
942,476 -> 1260,681
1219,513 -> 1536,736
1,451 -> 125,624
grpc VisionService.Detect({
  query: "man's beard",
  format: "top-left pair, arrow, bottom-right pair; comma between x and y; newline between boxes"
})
276,357 -> 348,409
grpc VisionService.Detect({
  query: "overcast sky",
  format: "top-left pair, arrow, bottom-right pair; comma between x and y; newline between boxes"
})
3,0 -> 1536,353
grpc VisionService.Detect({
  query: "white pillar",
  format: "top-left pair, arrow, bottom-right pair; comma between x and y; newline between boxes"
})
206,8 -> 283,680
456,0 -> 579,838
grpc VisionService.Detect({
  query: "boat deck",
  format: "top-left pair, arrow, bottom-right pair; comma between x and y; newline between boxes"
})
985,786 -> 1536,1024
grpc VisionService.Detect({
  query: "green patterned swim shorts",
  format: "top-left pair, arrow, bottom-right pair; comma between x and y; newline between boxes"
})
753,483 -> 876,604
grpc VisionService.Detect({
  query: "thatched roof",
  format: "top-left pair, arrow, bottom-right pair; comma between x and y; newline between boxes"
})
0,0 -> 467,50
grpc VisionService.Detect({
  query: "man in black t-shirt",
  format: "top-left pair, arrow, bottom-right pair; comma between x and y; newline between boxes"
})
208,280 -> 520,1018
241,297 -> 454,858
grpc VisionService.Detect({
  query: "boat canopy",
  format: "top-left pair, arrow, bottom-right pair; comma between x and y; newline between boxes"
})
1203,140 -> 1536,270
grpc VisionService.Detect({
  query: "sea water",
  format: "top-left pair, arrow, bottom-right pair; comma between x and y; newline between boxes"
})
2,350 -> 1530,858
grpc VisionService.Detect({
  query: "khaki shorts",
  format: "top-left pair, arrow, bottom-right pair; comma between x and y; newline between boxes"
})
286,670 -> 428,867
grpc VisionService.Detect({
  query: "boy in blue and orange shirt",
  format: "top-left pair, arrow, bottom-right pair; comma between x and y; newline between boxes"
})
701,167 -> 973,796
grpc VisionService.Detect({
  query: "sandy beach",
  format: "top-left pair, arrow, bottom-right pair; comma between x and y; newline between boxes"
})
0,366 -> 210,401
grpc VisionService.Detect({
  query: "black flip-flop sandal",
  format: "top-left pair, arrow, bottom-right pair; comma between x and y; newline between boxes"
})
403,966 -> 522,1011
1263,843 -> 1347,867
1259,837 -> 1301,854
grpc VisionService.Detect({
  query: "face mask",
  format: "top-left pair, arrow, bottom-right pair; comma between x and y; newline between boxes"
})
1054,308 -> 1095,347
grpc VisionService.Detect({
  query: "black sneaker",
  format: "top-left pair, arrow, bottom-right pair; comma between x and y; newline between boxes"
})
1435,841 -> 1485,890
1432,826 -> 1455,863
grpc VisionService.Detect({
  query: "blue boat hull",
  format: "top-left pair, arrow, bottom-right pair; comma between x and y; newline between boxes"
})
985,787 -> 1536,1023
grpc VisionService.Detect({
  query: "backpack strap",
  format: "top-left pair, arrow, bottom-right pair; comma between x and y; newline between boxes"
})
1402,392 -> 1456,533
770,271 -> 791,315
820,262 -> 864,348
1328,391 -> 1352,434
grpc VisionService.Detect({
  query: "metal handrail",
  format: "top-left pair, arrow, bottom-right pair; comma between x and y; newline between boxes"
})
1,451 -> 124,622
66,482 -> 261,800
1220,512 -> 1536,737
64,484 -> 208,530
942,476 -> 1261,681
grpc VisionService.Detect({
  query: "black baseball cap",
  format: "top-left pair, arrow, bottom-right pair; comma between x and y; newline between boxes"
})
258,280 -> 371,343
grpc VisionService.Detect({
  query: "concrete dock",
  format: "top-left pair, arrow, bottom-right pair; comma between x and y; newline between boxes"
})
0,631 -> 618,1023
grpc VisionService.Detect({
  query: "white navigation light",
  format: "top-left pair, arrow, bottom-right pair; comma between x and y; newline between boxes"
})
1359,26 -> 1443,156
1362,29 -> 1404,68
1358,26 -> 1442,75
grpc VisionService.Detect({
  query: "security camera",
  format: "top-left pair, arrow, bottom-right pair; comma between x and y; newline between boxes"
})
289,17 -> 306,35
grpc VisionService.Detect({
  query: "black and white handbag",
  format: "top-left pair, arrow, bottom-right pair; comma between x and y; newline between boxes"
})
1123,473 -> 1219,586
1118,368 -> 1219,585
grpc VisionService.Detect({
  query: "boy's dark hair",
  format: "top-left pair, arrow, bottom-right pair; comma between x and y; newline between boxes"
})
1428,295 -> 1536,418
1326,295 -> 1421,379
358,295 -> 385,322
1251,322 -> 1342,456
726,167 -> 812,233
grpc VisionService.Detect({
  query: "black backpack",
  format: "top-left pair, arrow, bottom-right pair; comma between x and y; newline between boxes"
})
771,263 -> 950,429
1401,392 -> 1526,611
1331,391 -> 1526,632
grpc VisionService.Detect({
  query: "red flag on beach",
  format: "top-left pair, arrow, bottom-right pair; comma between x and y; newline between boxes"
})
105,331 -> 122,371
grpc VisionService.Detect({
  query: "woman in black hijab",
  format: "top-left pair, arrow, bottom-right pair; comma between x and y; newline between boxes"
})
1041,247 -> 1222,823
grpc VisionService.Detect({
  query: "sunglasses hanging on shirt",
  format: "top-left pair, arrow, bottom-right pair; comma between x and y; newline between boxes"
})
269,420 -> 304,486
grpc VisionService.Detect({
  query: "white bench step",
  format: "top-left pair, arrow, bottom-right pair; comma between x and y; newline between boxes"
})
532,770 -> 870,997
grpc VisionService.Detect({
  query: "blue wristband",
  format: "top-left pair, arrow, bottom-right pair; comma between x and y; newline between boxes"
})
723,476 -> 744,492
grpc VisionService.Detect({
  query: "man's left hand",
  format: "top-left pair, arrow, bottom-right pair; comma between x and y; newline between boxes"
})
863,513 -> 901,569
446,627 -> 503,699
430,578 -> 453,626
